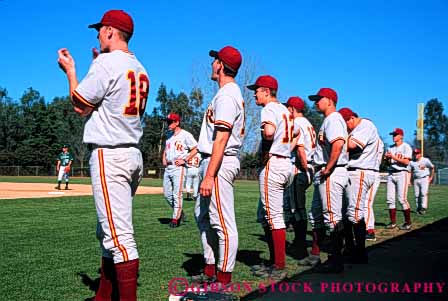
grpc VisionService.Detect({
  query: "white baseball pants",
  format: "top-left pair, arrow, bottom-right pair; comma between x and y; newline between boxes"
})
364,172 -> 380,231
90,147 -> 143,264
195,155 -> 240,273
309,166 -> 349,232
57,166 -> 70,182
185,166 -> 200,198
386,171 -> 410,210
414,177 -> 430,209
164,165 -> 185,220
347,169 -> 376,224
258,156 -> 292,230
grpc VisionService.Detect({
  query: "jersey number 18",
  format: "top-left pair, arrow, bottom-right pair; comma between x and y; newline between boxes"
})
124,70 -> 150,117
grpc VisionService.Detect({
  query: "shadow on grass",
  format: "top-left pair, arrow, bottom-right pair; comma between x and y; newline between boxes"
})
158,217 -> 172,225
241,217 -> 448,301
181,253 -> 205,276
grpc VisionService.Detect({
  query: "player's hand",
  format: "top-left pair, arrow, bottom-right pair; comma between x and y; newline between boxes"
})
429,177 -> 433,184
92,48 -> 99,60
385,152 -> 392,159
175,159 -> 185,166
320,168 -> 331,178
200,175 -> 214,197
57,48 -> 75,74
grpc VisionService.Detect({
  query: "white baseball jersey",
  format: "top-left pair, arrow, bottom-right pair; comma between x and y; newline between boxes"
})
295,116 -> 316,162
75,50 -> 150,146
197,82 -> 244,156
388,142 -> 412,171
164,129 -> 197,162
347,119 -> 381,170
410,157 -> 434,178
186,152 -> 201,168
313,111 -> 348,166
261,102 -> 294,157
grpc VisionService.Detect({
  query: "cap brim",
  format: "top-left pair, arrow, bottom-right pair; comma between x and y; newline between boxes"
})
389,132 -> 397,135
246,84 -> 258,90
88,22 -> 102,30
209,50 -> 219,58
308,95 -> 323,101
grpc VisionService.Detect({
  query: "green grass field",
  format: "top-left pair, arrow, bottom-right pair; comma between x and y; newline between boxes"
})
0,177 -> 446,300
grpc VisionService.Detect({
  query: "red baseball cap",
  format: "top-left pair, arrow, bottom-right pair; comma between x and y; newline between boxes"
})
88,10 -> 134,36
308,88 -> 338,103
286,96 -> 305,112
338,107 -> 357,121
166,113 -> 181,122
389,128 -> 404,136
209,46 -> 242,73
247,75 -> 278,91
413,148 -> 421,154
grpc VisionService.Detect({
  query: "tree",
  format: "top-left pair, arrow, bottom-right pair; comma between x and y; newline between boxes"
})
421,98 -> 448,162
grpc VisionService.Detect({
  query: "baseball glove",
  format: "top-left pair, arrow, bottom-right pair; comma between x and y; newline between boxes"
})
64,166 -> 71,173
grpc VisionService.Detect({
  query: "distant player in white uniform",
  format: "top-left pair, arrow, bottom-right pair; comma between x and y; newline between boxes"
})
338,107 -> 381,263
364,137 -> 384,241
187,46 -> 244,286
284,96 -> 316,260
162,113 -> 197,228
57,10 -> 148,300
247,75 -> 293,278
307,88 -> 348,273
410,148 -> 435,215
185,152 -> 201,201
385,128 -> 413,230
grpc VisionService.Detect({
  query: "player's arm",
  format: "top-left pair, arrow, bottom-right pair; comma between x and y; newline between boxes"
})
322,139 -> 345,176
185,148 -> 198,163
162,149 -> 167,167
429,161 -> 435,183
390,154 -> 410,166
56,160 -> 61,172
200,129 -> 230,197
296,145 -> 308,171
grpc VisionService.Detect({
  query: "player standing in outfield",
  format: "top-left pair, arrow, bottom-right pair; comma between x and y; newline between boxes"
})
338,107 -> 381,263
162,113 -> 197,228
284,96 -> 316,260
306,88 -> 348,273
185,152 -> 201,201
385,128 -> 413,230
364,137 -> 384,241
58,10 -> 149,301
247,75 -> 293,279
410,148 -> 435,215
55,144 -> 74,190
187,46 -> 244,286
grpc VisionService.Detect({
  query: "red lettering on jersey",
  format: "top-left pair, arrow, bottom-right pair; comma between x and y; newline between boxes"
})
175,141 -> 184,152
206,107 -> 214,124
308,126 -> 317,149
281,113 -> 294,144
124,71 -> 150,117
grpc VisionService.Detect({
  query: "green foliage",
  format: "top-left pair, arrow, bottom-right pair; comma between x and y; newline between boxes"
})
422,98 -> 448,161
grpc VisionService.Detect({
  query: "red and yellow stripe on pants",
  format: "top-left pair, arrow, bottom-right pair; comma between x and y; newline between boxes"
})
98,149 -> 129,262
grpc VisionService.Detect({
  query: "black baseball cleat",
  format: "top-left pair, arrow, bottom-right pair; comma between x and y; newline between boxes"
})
385,222 -> 397,229
399,223 -> 412,231
365,232 -> 376,241
55,186 -> 61,190
169,221 -> 178,228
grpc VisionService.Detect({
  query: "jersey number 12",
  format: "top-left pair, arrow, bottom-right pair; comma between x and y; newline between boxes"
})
124,71 -> 150,117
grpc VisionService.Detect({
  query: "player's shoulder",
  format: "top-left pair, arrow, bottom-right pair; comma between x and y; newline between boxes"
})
216,82 -> 243,101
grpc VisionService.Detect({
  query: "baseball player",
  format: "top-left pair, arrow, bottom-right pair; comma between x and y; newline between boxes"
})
284,96 -> 316,260
162,113 -> 198,228
58,9 -> 149,301
55,144 -> 74,190
364,137 -> 384,241
185,152 -> 201,201
247,75 -> 293,279
188,46 -> 244,286
338,107 -> 381,263
306,88 -> 348,273
410,148 -> 435,215
385,128 -> 413,230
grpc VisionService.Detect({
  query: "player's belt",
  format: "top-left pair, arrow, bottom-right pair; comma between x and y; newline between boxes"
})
88,144 -> 138,150
313,164 -> 347,170
269,154 -> 289,159
199,152 -> 211,159
414,175 -> 428,179
389,169 -> 407,173
347,167 -> 379,172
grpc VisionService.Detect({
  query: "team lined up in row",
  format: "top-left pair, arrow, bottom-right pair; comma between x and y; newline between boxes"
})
163,46 -> 435,280
57,8 -> 435,299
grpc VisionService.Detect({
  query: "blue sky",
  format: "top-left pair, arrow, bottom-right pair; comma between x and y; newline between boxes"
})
0,0 -> 447,146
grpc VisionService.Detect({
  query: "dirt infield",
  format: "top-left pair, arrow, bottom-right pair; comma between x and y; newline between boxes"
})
0,182 -> 163,200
